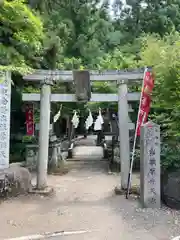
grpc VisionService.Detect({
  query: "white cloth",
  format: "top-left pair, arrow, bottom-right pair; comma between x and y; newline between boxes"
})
85,110 -> 93,130
53,105 -> 62,123
53,110 -> 61,123
94,110 -> 104,131
71,111 -> 79,129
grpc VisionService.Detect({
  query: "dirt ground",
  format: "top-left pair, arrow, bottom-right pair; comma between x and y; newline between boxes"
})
0,161 -> 180,240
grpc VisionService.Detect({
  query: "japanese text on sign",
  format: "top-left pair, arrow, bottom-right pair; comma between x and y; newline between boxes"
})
146,126 -> 159,206
0,71 -> 11,168
25,104 -> 34,136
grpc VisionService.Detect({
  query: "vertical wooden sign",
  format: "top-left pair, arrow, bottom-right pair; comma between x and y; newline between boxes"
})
0,71 -> 11,169
73,70 -> 91,101
26,103 -> 34,136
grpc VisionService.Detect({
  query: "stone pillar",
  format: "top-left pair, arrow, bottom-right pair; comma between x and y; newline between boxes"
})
118,81 -> 130,189
37,79 -> 53,189
140,121 -> 161,208
0,71 -> 11,169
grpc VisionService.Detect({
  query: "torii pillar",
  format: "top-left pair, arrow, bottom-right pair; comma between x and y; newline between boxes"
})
37,78 -> 53,189
118,80 -> 130,189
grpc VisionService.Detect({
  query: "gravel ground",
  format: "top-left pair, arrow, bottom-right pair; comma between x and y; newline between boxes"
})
0,144 -> 180,240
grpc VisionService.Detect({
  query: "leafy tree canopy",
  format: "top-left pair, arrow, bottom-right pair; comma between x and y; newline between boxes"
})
0,0 -> 44,73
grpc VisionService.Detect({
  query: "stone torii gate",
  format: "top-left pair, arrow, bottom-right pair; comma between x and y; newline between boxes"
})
22,69 -> 144,190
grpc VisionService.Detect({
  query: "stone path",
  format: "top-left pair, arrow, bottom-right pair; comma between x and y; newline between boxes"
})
0,160 -> 180,240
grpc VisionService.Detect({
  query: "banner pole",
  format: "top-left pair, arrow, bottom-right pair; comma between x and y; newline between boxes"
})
125,67 -> 147,199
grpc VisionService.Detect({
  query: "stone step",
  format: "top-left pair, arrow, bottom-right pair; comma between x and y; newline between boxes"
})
66,158 -> 108,162
66,159 -> 109,171
72,146 -> 104,161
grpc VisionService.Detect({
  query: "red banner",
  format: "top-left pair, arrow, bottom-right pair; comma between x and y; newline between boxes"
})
137,69 -> 155,136
25,104 -> 34,136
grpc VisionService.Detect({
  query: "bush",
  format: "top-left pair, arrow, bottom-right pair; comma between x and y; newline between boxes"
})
140,32 -> 180,171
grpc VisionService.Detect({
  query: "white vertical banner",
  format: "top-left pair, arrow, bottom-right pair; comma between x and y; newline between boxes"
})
0,71 -> 11,169
71,110 -> 79,129
53,104 -> 62,123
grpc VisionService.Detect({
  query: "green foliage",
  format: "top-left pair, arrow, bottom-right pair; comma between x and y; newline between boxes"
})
140,32 -> 180,170
113,0 -> 180,42
0,0 -> 44,72
3,0 -> 180,170
30,0 -> 122,68
96,49 -> 137,70
140,32 -> 180,132
22,135 -> 37,143
161,143 -> 180,172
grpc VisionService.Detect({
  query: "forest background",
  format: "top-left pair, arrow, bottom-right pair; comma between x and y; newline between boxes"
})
1,0 -> 180,171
